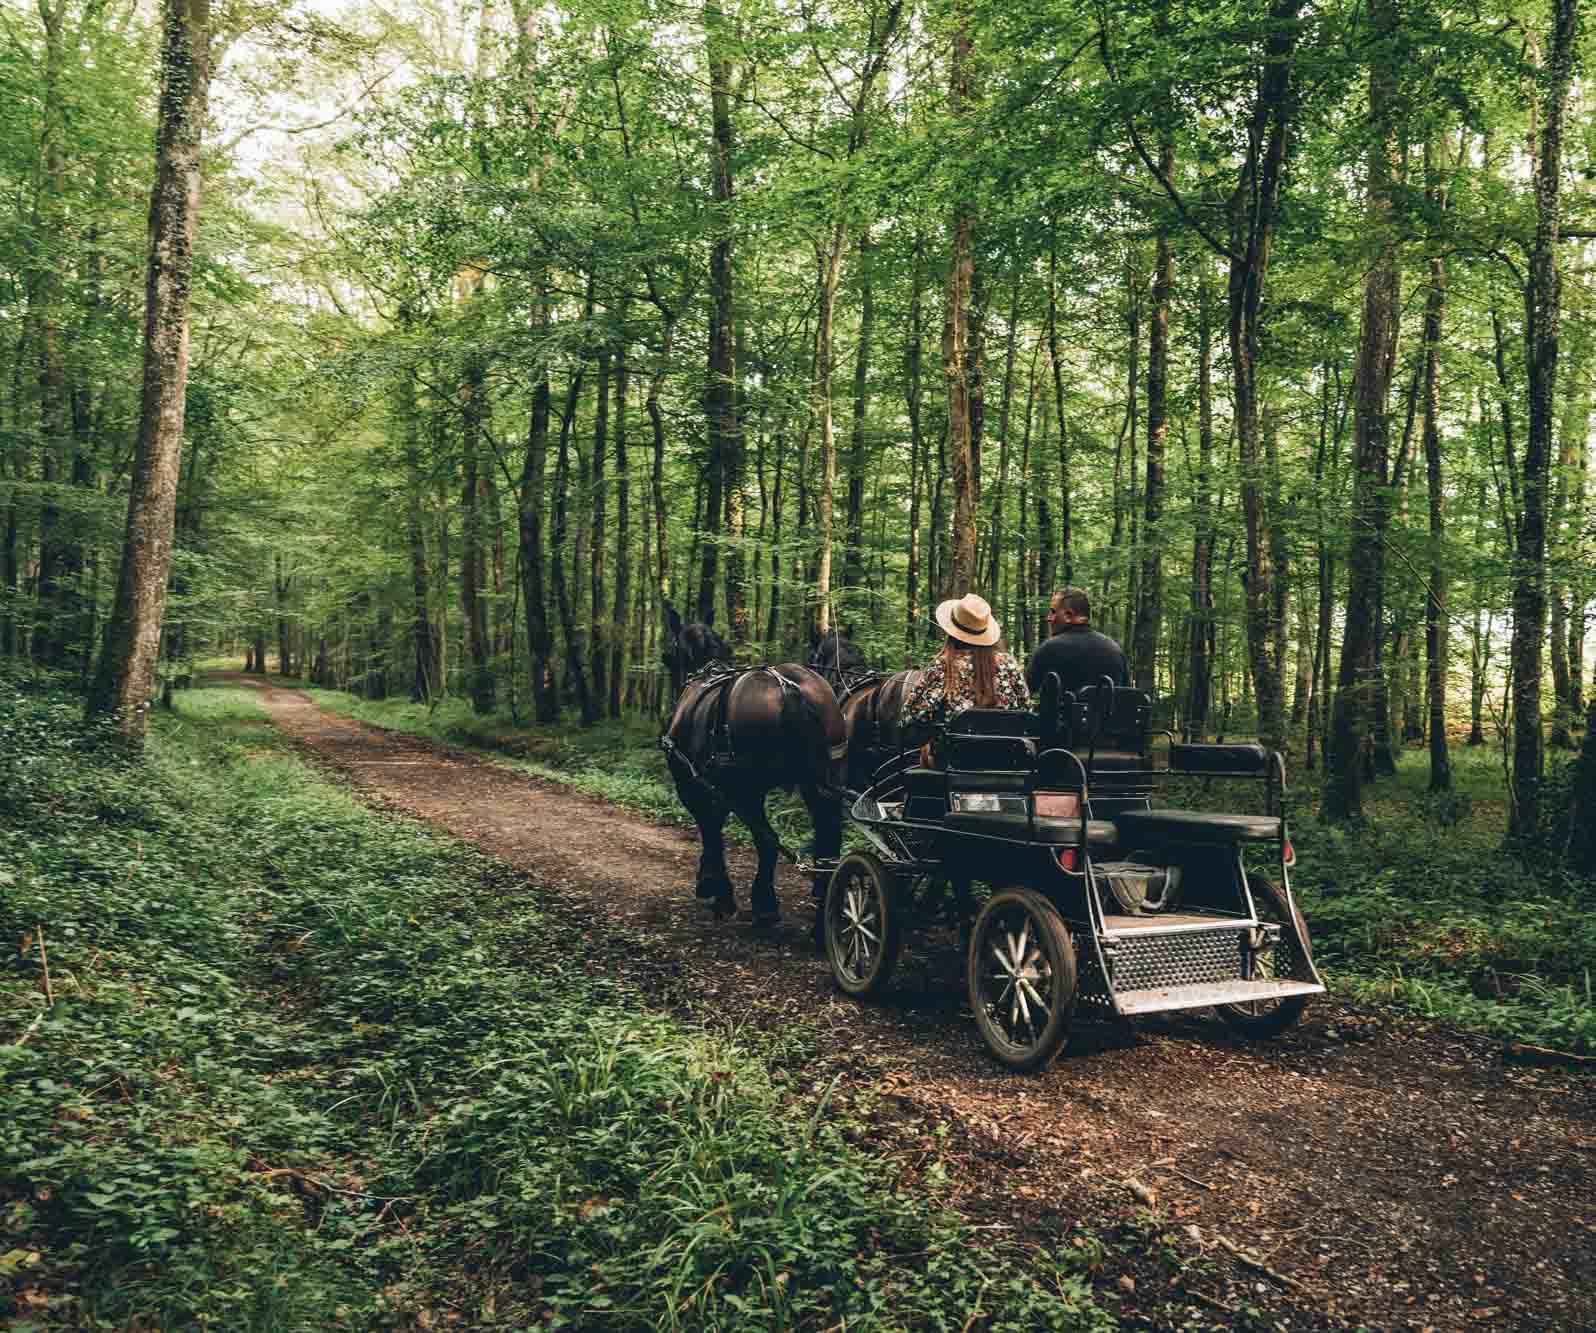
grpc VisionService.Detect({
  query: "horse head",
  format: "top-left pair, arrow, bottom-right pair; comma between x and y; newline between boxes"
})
663,601 -> 731,696
807,624 -> 866,690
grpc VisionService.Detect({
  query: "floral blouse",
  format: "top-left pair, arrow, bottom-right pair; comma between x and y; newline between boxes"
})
902,649 -> 1031,727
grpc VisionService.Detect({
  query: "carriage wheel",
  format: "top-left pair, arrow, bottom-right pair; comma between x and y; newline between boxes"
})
824,851 -> 903,998
967,889 -> 1077,1072
1218,878 -> 1312,1038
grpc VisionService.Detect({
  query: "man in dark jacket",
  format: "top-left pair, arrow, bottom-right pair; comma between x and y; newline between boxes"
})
1026,586 -> 1130,695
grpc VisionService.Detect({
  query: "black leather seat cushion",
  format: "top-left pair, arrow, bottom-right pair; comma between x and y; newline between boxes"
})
1112,809 -> 1281,845
903,766 -> 946,799
1170,743 -> 1269,776
942,812 -> 1120,846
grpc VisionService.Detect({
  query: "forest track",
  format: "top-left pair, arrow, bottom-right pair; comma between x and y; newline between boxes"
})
229,676 -> 1595,1332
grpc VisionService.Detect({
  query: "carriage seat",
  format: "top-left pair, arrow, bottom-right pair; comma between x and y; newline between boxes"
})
941,812 -> 1120,847
1111,809 -> 1281,846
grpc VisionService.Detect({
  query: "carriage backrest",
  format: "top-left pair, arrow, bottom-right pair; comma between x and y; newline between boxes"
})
1053,684 -> 1153,754
942,710 -> 1038,791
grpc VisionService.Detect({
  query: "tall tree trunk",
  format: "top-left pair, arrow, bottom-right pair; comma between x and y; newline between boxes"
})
983,279 -> 1021,598
843,231 -> 875,596
275,552 -> 293,676
701,0 -> 737,633
1226,0 -> 1302,756
1187,265 -> 1217,742
812,234 -> 844,630
905,236 -> 926,656
1324,0 -> 1398,819
552,333 -> 595,724
590,343 -> 610,704
609,332 -> 630,718
520,311 -> 555,723
1422,142 -> 1452,789
401,368 -> 435,703
1511,0 -> 1578,839
1047,225 -> 1073,584
943,9 -> 977,598
462,339 -> 494,714
1132,135 -> 1174,692
85,0 -> 212,738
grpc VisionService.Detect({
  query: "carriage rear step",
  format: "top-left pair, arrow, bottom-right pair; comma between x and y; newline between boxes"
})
1113,978 -> 1323,1016
1101,912 -> 1251,935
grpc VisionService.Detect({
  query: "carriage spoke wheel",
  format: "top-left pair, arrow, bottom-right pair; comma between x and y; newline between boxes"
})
824,851 -> 902,998
967,889 -> 1077,1072
1218,878 -> 1312,1038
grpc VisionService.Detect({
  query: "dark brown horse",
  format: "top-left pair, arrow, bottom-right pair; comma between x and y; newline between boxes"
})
660,603 -> 846,925
807,632 -> 927,792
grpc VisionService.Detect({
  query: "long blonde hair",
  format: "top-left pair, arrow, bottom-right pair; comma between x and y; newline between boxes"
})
942,638 -> 1000,707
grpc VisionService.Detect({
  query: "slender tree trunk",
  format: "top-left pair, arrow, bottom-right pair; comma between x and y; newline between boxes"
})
943,11 -> 977,599
1187,265 -> 1216,741
520,306 -> 555,723
905,236 -> 926,656
1324,0 -> 1398,818
843,231 -> 874,595
1422,158 -> 1451,789
85,0 -> 212,738
552,333 -> 595,724
702,1 -> 738,634
462,340 -> 494,713
1047,226 -> 1073,584
1132,139 -> 1173,692
1225,0 -> 1301,756
609,333 -> 630,718
590,343 -> 610,704
812,233 -> 844,630
1511,0 -> 1578,839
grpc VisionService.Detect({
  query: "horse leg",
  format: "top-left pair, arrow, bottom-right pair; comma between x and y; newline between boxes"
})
800,781 -> 841,953
732,789 -> 783,926
800,781 -> 842,903
672,765 -> 735,916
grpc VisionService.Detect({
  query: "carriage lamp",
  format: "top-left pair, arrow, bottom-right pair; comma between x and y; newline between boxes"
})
950,792 -> 1029,814
1056,847 -> 1079,872
1283,839 -> 1296,866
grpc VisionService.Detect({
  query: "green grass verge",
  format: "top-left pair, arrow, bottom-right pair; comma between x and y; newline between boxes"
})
288,684 -> 1596,1054
0,677 -> 1114,1330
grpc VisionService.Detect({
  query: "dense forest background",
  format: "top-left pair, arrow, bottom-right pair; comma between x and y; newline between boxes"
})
3,0 -> 1595,847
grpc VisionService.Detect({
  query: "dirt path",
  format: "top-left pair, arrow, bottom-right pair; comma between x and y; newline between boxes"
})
232,677 -> 1595,1331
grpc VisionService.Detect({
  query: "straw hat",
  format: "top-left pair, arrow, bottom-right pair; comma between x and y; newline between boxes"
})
935,593 -> 1002,647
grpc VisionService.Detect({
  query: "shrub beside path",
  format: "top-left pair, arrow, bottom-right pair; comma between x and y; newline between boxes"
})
232,675 -> 1596,1332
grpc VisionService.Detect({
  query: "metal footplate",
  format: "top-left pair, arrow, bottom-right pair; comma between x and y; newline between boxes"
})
1114,977 -> 1323,1017
1097,917 -> 1324,1020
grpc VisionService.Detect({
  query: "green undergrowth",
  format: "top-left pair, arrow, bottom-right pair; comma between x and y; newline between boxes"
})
289,684 -> 1596,1055
0,677 -> 1114,1330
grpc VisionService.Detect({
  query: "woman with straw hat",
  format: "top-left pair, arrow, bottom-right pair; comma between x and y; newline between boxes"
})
902,593 -> 1030,730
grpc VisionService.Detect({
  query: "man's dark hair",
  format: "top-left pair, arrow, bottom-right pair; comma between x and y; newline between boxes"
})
1052,586 -> 1091,619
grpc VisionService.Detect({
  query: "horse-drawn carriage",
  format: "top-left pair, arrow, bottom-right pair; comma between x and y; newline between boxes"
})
816,675 -> 1325,1071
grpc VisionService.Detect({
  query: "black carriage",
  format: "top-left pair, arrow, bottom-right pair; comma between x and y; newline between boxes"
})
818,675 -> 1325,1071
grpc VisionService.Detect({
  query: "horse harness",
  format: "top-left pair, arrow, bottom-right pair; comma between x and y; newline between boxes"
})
660,662 -> 806,786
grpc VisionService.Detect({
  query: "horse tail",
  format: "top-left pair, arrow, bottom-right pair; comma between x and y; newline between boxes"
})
786,667 -> 848,800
